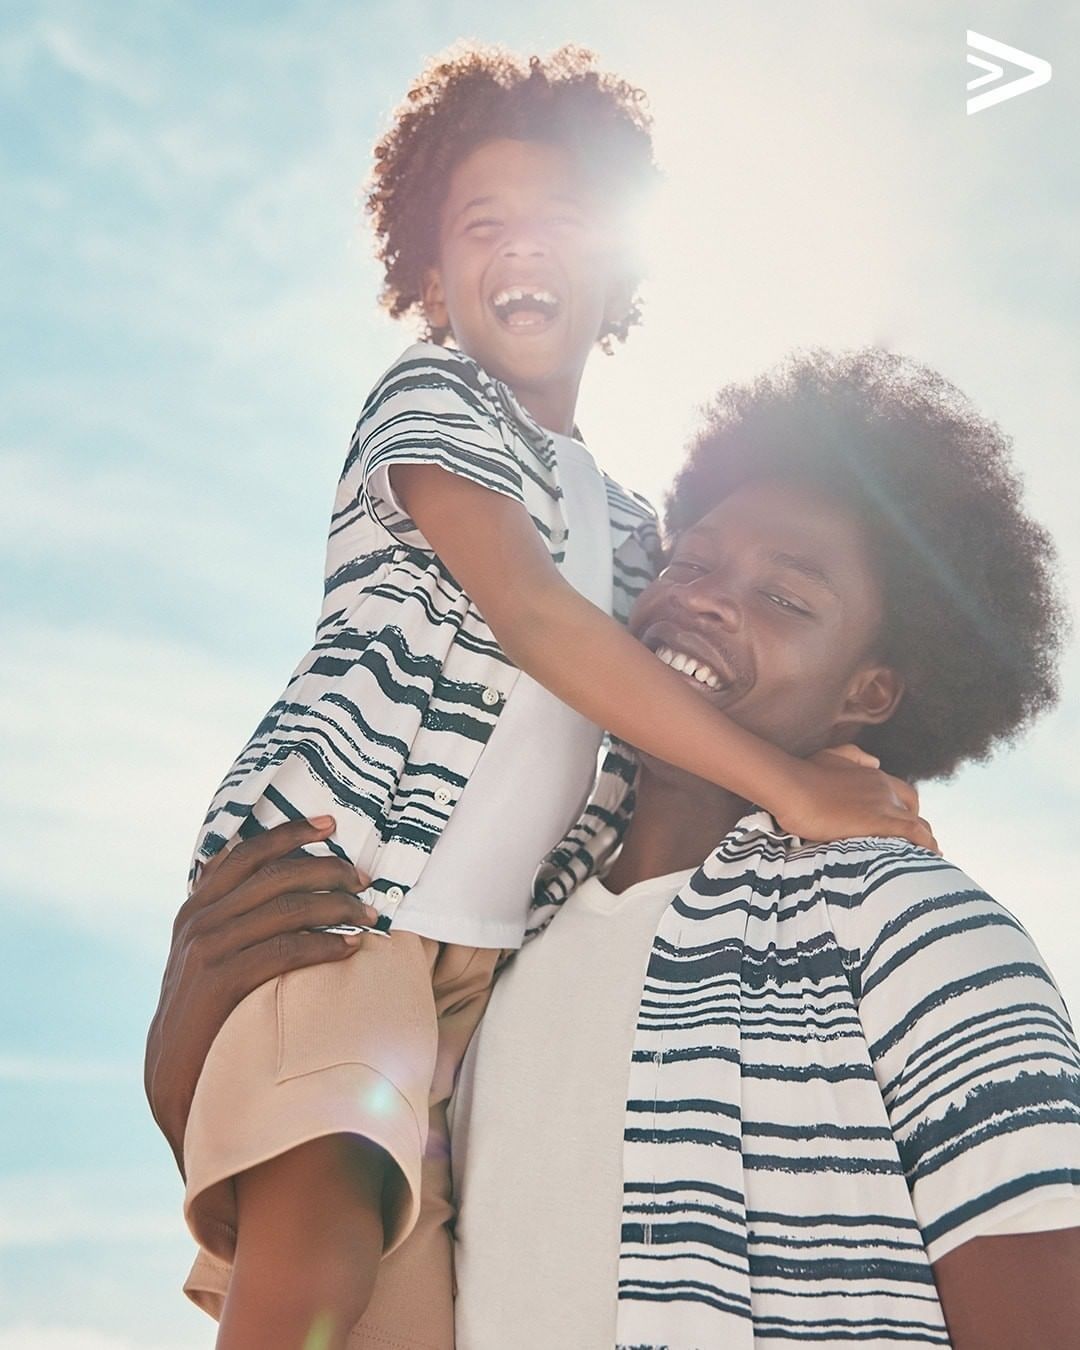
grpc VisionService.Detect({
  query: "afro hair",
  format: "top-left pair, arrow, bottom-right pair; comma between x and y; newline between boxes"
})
664,350 -> 1067,782
366,44 -> 658,346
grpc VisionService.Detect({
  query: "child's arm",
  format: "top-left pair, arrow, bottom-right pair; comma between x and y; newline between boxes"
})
393,464 -> 933,848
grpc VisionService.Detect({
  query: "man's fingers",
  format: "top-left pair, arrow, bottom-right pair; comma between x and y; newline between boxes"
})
237,927 -> 369,993
196,854 -> 368,927
214,890 -> 379,955
192,818 -> 339,907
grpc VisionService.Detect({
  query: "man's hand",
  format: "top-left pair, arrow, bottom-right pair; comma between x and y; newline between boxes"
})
143,817 -> 377,1176
781,749 -> 939,852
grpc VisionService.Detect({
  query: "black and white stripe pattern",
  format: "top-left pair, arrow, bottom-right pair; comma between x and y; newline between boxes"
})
534,758 -> 1080,1347
191,344 -> 659,916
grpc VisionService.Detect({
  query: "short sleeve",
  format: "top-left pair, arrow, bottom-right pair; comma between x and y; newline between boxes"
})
849,848 -> 1080,1263
341,344 -> 527,551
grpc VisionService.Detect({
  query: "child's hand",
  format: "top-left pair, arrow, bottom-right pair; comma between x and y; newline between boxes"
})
775,748 -> 939,852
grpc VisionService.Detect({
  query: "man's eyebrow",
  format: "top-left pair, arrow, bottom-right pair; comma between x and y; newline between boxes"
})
770,550 -> 841,599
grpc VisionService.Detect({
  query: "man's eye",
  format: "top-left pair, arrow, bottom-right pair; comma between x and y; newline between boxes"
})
662,559 -> 708,578
764,591 -> 810,615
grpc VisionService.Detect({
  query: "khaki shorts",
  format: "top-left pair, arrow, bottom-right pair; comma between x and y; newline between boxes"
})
182,932 -> 498,1349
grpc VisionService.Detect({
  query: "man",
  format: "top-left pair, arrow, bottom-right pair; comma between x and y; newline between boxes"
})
147,350 -> 1080,1348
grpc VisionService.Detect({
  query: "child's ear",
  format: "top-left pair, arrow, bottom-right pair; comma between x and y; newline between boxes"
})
421,267 -> 449,332
602,272 -> 636,334
834,664 -> 905,737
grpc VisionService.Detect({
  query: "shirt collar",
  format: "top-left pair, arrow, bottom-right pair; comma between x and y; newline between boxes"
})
726,806 -> 800,849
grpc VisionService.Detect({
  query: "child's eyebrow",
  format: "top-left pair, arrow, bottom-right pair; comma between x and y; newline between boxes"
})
453,192 -> 587,223
455,195 -> 498,219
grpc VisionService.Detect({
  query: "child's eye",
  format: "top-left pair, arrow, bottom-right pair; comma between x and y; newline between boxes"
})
466,217 -> 501,234
547,214 -> 584,230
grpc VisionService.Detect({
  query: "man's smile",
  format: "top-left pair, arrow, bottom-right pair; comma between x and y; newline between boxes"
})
640,621 -> 747,702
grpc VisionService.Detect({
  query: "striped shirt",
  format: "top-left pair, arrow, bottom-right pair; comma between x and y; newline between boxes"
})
191,344 -> 659,923
529,748 -> 1080,1348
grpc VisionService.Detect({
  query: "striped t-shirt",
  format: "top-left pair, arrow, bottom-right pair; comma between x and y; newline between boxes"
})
525,751 -> 1080,1348
190,344 -> 659,927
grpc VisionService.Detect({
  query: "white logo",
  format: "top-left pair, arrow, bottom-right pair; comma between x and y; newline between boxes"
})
967,31 -> 1051,114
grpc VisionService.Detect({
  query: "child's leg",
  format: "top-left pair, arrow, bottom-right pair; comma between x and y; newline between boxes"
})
348,944 -> 501,1349
216,1134 -> 389,1350
182,934 -> 440,1341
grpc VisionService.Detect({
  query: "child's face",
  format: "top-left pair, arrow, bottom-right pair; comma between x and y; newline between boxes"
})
422,137 -> 628,430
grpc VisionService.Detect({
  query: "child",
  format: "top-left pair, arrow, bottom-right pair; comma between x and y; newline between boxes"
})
180,45 -> 930,1350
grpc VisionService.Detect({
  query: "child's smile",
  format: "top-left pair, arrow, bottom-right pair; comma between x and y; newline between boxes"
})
422,137 -> 625,434
489,284 -> 561,332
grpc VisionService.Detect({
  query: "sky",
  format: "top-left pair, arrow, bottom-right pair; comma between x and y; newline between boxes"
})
1,1 -> 1077,1345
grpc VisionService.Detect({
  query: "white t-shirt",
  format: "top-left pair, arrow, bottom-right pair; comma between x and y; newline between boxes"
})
393,433 -> 613,949
451,868 -> 1080,1350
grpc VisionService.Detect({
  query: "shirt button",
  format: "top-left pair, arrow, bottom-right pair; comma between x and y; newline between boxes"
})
385,885 -> 405,906
434,787 -> 452,805
481,686 -> 500,707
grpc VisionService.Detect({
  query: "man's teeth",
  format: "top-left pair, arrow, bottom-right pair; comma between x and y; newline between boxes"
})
655,644 -> 723,690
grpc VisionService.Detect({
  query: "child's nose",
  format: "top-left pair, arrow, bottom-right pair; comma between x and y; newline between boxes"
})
499,224 -> 549,259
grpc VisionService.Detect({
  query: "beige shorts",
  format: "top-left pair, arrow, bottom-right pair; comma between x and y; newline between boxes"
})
182,932 -> 498,1349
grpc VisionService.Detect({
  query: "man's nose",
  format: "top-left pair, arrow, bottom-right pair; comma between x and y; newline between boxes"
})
674,577 -> 743,631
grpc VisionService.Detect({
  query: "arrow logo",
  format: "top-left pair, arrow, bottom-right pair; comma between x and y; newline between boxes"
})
967,31 -> 1051,114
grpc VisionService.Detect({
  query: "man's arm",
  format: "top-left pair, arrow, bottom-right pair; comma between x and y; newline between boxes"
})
144,818 -> 377,1173
844,847 -> 1080,1345
933,1227 -> 1080,1349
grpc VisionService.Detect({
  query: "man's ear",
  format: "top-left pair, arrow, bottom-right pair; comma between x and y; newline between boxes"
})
421,267 -> 449,332
832,664 -> 905,741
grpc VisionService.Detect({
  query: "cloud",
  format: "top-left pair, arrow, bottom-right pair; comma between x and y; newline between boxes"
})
0,1056 -> 130,1084
0,1330 -> 167,1350
0,621 -> 275,947
35,19 -> 155,104
0,1168 -> 177,1248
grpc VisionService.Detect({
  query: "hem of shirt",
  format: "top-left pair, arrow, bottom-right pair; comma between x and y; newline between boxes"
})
924,1182 -> 1080,1264
390,911 -> 525,951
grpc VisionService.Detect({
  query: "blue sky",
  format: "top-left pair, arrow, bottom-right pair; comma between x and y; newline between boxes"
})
2,2 -> 1077,1345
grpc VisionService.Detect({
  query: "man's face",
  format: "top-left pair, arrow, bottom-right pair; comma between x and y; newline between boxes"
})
630,478 -> 902,766
422,137 -> 625,406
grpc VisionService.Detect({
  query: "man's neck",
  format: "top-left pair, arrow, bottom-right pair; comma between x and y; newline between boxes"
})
604,763 -> 750,895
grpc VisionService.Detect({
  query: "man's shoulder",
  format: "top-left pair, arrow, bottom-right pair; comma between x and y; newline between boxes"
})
690,823 -> 1018,943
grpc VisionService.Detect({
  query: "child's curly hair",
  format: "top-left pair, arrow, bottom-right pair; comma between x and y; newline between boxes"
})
366,44 -> 658,346
664,350 -> 1067,783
